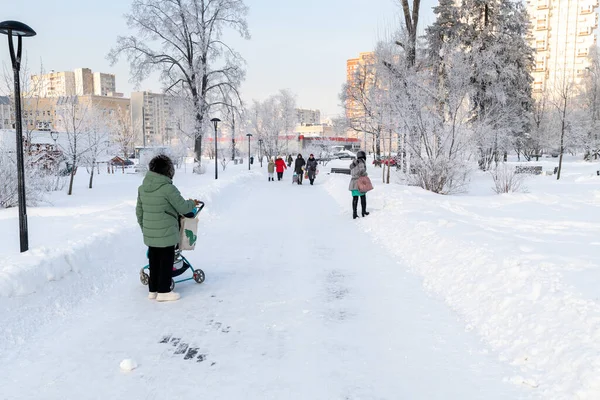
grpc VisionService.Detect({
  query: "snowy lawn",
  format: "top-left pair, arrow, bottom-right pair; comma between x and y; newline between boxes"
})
0,160 -> 531,399
324,156 -> 600,399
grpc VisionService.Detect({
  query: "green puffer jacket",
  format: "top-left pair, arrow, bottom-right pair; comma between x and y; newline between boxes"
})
135,171 -> 196,248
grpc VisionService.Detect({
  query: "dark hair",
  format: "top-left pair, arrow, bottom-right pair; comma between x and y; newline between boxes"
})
149,154 -> 175,179
356,150 -> 366,160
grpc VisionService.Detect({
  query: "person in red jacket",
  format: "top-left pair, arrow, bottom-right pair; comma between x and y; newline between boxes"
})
275,156 -> 287,181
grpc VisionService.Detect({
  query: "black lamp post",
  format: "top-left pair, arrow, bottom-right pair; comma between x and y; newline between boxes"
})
258,139 -> 263,167
211,118 -> 220,180
246,133 -> 252,170
1,20 -> 36,253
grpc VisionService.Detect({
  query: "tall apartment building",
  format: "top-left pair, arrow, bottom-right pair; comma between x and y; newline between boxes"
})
74,68 -> 94,96
93,72 -> 116,96
131,91 -> 185,147
30,70 -> 76,97
526,0 -> 599,93
29,68 -> 119,98
0,96 -> 11,129
296,108 -> 321,125
346,52 -> 376,143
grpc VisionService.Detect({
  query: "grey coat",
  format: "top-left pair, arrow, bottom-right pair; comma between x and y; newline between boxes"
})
306,158 -> 318,179
348,159 -> 368,191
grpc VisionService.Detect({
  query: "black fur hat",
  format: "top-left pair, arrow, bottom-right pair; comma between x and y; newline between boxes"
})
149,154 -> 175,179
356,150 -> 366,160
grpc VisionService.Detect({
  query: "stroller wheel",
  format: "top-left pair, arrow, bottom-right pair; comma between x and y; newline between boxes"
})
193,269 -> 205,284
170,279 -> 175,291
140,269 -> 149,286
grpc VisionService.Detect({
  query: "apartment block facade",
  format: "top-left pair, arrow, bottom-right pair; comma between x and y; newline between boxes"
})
527,0 -> 599,93
131,91 -> 186,147
30,68 -> 120,98
296,108 -> 321,125
0,96 -> 11,129
30,70 -> 76,97
93,72 -> 116,96
74,68 -> 94,96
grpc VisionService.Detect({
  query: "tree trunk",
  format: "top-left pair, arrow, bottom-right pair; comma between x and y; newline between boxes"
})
89,166 -> 95,189
68,166 -> 77,195
557,116 -> 566,180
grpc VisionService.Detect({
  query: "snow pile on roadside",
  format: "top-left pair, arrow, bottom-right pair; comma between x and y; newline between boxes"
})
0,167 -> 258,298
324,170 -> 600,399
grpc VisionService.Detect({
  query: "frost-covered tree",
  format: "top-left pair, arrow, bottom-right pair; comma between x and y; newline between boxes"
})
340,57 -> 387,161
110,106 -> 137,172
379,39 -> 473,194
579,48 -> 600,160
82,109 -> 113,189
55,97 -> 92,195
108,0 -> 250,172
247,91 -> 298,159
457,0 -> 534,170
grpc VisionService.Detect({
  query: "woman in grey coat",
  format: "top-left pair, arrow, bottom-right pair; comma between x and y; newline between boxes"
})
306,154 -> 318,185
348,150 -> 370,219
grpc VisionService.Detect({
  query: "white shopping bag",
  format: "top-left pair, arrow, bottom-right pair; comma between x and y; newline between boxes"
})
179,216 -> 199,251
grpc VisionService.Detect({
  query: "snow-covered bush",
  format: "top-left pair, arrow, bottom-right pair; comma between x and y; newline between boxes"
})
409,158 -> 471,195
490,164 -> 527,194
0,152 -> 64,208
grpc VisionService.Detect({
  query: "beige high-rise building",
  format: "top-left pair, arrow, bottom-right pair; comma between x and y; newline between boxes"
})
93,72 -> 116,96
527,0 -> 599,93
131,91 -> 185,147
30,70 -> 76,97
74,68 -> 94,96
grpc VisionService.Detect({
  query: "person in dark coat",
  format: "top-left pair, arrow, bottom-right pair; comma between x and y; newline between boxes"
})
306,154 -> 318,185
348,150 -> 370,219
294,154 -> 306,185
287,154 -> 293,167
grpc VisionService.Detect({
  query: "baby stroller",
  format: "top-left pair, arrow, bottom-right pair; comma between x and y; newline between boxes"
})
139,202 -> 206,291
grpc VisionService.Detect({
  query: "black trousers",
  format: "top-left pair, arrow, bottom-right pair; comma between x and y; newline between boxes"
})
148,246 -> 175,293
277,172 -> 283,180
297,172 -> 303,184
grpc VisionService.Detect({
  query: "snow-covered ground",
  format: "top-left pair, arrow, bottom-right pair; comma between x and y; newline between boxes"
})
0,155 -> 599,399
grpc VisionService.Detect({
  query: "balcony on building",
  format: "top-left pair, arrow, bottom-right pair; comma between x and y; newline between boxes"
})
537,0 -> 549,9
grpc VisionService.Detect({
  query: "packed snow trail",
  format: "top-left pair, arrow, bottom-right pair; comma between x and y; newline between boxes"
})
1,173 -> 529,399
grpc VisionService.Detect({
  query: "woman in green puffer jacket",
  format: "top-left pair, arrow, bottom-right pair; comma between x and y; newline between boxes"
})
136,155 -> 200,302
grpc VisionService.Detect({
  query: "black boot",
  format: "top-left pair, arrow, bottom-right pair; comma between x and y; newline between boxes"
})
361,195 -> 369,217
352,197 -> 359,219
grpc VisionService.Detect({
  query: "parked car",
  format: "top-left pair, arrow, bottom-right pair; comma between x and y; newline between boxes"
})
333,151 -> 356,160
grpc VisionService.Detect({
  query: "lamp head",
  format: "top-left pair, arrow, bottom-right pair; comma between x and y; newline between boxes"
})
0,21 -> 36,37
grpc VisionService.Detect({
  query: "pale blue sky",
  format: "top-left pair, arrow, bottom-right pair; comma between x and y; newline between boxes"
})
1,0 -> 436,118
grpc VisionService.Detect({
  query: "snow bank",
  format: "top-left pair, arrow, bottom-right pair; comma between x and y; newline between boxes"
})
323,169 -> 600,399
0,167 -> 258,354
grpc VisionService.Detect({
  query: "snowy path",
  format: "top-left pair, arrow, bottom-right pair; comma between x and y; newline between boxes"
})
1,173 -> 528,399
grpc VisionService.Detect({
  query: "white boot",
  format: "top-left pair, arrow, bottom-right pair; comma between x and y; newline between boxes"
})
148,292 -> 158,300
156,292 -> 181,302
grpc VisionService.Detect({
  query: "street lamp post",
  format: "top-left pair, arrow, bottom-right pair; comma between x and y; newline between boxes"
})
258,139 -> 263,167
211,118 -> 220,180
1,20 -> 36,253
246,133 -> 252,171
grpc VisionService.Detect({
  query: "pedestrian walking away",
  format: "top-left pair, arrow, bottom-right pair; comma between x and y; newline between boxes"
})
275,156 -> 287,181
294,154 -> 306,185
348,150 -> 370,219
306,154 -> 318,185
136,154 -> 201,302
267,158 -> 275,181
287,154 -> 293,167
